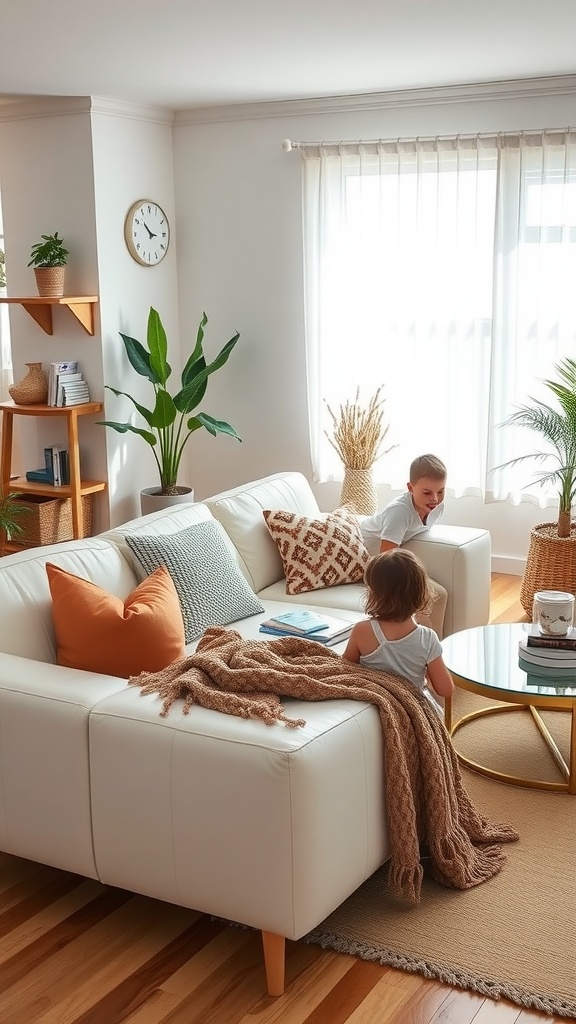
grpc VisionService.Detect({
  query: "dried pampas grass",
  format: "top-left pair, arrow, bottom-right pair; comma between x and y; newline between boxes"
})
324,386 -> 396,470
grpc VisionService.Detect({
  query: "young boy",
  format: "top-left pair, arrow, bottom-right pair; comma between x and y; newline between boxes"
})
360,454 -> 448,637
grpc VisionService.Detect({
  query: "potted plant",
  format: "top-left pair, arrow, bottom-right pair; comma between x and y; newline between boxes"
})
98,306 -> 241,513
496,356 -> 576,614
0,490 -> 30,552
324,386 -> 396,514
27,231 -> 69,297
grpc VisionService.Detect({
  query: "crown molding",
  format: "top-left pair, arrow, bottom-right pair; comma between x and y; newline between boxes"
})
174,74 -> 576,126
0,95 -> 174,125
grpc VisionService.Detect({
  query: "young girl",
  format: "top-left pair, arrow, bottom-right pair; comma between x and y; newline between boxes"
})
342,548 -> 454,712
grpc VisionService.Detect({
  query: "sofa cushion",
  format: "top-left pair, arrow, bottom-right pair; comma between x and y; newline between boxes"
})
46,563 -> 186,677
125,520 -> 264,643
262,506 -> 370,595
204,471 -> 322,592
0,537 -> 138,663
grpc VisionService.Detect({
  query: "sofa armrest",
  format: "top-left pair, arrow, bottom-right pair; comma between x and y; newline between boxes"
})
405,525 -> 491,636
0,654 -> 127,877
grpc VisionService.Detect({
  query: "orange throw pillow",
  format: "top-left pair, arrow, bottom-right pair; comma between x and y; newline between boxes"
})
46,562 -> 185,677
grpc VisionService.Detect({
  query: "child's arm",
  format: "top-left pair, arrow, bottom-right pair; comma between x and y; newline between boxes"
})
342,623 -> 363,662
426,655 -> 454,697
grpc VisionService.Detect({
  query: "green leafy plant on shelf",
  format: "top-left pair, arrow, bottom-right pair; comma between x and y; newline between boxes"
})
0,491 -> 30,542
27,231 -> 69,268
98,306 -> 241,496
496,356 -> 576,538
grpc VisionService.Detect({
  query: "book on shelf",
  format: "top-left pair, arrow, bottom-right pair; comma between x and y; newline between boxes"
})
44,445 -> 69,486
48,360 -> 78,406
259,610 -> 333,635
259,612 -> 357,645
26,467 -> 53,484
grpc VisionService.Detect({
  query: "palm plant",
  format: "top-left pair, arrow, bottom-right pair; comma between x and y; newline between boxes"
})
98,307 -> 241,496
497,357 -> 576,539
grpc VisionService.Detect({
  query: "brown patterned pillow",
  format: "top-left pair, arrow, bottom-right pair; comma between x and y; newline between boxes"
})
262,506 -> 370,595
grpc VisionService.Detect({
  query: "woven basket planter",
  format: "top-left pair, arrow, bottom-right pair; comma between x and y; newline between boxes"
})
12,494 -> 93,547
520,522 -> 576,616
339,466 -> 378,515
34,266 -> 65,298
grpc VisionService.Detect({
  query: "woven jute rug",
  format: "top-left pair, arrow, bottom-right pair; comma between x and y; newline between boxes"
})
304,689 -> 576,1019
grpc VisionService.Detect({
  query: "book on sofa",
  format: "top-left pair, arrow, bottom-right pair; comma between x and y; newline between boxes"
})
259,610 -> 333,635
259,611 -> 357,645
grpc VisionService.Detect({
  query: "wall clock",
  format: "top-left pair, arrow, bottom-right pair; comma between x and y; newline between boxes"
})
124,199 -> 171,266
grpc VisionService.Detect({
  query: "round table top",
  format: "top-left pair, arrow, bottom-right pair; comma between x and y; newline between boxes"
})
441,622 -> 576,700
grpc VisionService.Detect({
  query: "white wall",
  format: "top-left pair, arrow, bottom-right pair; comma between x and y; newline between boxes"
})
0,98 -> 179,530
172,81 -> 576,571
90,99 -> 179,526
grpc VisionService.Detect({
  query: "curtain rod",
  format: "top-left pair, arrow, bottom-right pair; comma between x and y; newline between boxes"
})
281,127 -> 573,152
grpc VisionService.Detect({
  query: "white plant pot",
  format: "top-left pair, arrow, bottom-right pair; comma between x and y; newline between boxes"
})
140,486 -> 195,517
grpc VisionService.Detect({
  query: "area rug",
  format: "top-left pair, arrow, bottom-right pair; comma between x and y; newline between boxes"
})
304,689 -> 576,1019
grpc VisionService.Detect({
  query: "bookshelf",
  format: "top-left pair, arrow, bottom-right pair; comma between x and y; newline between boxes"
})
0,401 -> 107,551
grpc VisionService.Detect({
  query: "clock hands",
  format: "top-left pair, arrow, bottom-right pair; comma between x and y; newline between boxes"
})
143,221 -> 157,240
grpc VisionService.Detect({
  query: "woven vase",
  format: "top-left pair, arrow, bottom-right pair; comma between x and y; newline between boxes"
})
339,466 -> 378,515
34,266 -> 65,298
9,362 -> 49,405
520,522 -> 576,616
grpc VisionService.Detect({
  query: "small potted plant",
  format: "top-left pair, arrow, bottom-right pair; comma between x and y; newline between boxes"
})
98,306 -> 241,514
27,231 -> 69,297
0,490 -> 30,553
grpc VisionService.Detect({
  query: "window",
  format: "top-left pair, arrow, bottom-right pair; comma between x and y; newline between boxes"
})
302,132 -> 576,504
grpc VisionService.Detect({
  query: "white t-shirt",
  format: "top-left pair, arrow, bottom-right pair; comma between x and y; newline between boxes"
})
360,490 -> 444,554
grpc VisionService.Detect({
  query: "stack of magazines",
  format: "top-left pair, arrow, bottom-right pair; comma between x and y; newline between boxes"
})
518,628 -> 576,676
259,610 -> 357,645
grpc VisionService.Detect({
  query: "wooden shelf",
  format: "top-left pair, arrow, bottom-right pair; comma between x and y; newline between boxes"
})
0,400 -> 103,418
1,400 -> 107,545
6,477 -> 107,498
0,296 -> 98,335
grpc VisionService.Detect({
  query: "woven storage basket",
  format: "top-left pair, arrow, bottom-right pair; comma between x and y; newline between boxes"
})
12,494 -> 93,547
520,522 -> 576,616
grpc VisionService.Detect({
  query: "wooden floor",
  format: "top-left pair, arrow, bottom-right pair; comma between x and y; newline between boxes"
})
2,574 -> 565,1024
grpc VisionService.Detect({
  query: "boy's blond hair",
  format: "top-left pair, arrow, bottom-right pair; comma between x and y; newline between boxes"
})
409,453 -> 446,484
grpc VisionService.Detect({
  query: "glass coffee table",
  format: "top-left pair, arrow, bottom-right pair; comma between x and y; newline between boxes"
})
441,622 -> 576,793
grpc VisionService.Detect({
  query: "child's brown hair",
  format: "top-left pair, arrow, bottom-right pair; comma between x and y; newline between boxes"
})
409,454 -> 446,484
364,548 -> 435,621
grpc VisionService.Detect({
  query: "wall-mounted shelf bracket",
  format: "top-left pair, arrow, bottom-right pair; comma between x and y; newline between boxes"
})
0,296 -> 99,335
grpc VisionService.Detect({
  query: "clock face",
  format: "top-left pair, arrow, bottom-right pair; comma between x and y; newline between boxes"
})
124,199 -> 170,266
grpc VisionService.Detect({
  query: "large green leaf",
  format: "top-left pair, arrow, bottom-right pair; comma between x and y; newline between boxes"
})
195,412 -> 242,440
120,333 -> 162,384
149,389 -> 177,429
103,386 -> 155,427
147,307 -> 171,386
96,421 -> 157,446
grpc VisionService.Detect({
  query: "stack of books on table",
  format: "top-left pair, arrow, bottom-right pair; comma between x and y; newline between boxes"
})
518,629 -> 576,676
48,360 -> 91,406
259,610 -> 357,646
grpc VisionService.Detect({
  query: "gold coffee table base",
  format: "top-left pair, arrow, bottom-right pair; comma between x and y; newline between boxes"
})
446,688 -> 576,794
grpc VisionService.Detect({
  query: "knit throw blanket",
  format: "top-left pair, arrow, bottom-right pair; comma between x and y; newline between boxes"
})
129,626 -> 519,902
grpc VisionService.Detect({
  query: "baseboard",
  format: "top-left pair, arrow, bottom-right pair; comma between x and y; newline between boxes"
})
491,555 -> 525,576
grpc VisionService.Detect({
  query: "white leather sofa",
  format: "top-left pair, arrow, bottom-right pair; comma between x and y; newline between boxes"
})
0,471 -> 491,996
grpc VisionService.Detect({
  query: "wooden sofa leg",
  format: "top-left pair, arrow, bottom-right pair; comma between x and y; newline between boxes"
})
261,930 -> 286,996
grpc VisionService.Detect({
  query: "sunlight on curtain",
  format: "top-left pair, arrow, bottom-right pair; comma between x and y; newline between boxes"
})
302,132 -> 576,505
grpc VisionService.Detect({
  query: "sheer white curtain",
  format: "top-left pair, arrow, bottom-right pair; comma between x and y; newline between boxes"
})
302,131 -> 576,504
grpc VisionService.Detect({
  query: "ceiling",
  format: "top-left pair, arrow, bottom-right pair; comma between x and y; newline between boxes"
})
1,0 -> 576,111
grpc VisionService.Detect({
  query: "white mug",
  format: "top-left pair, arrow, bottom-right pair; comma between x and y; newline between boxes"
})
532,591 -> 575,636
